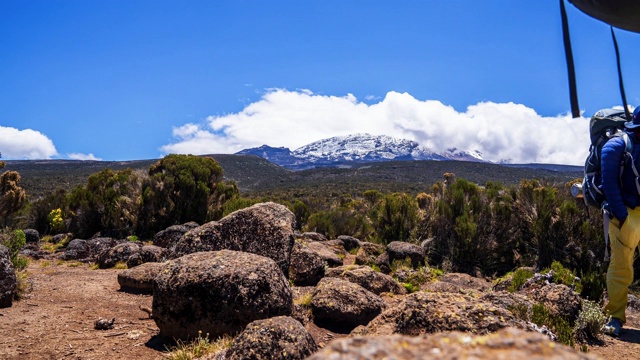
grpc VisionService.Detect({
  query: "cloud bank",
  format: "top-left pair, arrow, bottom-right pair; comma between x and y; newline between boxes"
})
161,89 -> 589,165
0,126 -> 58,160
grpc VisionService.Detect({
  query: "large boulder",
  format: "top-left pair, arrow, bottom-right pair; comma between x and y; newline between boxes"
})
0,245 -> 16,308
527,283 -> 583,325
386,241 -> 425,268
325,265 -> 406,295
308,327 -> 599,360
289,243 -> 325,286
126,245 -> 168,268
86,237 -> 119,259
311,277 -> 385,331
117,262 -> 165,294
353,291 -> 523,336
226,316 -> 317,360
153,225 -> 190,249
307,242 -> 343,267
153,250 -> 292,340
170,202 -> 295,275
97,242 -> 142,269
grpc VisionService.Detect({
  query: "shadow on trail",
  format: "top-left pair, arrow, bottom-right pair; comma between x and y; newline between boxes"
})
618,327 -> 640,344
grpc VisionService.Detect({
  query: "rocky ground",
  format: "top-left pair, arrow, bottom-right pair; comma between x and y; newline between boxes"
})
0,260 -> 639,360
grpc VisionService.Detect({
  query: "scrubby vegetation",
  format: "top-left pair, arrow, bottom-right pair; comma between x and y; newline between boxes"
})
0,154 -> 619,307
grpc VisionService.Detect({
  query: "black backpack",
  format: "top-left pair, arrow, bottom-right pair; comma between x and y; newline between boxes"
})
581,109 -> 632,209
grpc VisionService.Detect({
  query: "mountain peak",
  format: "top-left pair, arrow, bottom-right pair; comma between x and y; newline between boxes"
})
236,134 -> 485,170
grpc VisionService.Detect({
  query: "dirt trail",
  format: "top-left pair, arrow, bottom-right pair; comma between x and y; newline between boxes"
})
0,262 -> 162,360
1,260 -> 639,359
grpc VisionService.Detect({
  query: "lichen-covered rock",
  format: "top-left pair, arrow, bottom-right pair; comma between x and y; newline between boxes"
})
97,242 -> 142,269
337,235 -> 361,251
323,239 -> 348,257
170,202 -> 295,275
289,243 -> 325,286
153,250 -> 292,340
480,291 -> 535,317
307,242 -> 343,267
354,291 -> 523,336
325,265 -> 406,295
0,245 -> 16,308
117,262 -> 165,294
126,245 -> 168,268
386,241 -> 425,268
311,277 -> 385,331
355,242 -> 385,266
23,229 -> 40,244
153,225 -> 190,249
308,327 -> 599,360
226,316 -> 317,360
423,273 -> 492,294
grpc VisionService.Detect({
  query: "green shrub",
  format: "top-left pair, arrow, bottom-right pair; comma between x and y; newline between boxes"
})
544,261 -> 582,293
1,229 -> 28,270
573,300 -> 607,341
531,303 -> 574,347
580,270 -> 606,302
48,208 -> 65,234
508,268 -> 534,293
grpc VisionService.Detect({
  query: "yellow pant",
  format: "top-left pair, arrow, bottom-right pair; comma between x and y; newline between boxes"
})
605,206 -> 640,323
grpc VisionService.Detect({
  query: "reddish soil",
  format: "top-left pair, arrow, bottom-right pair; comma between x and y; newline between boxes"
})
1,258 -> 639,359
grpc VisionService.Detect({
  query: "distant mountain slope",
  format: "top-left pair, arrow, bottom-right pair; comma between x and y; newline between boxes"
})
4,155 -> 582,201
237,133 -> 484,170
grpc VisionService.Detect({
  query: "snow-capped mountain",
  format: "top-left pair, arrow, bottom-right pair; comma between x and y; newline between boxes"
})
236,133 -> 485,170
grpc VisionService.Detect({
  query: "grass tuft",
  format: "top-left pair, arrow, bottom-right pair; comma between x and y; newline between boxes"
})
114,261 -> 128,269
165,332 -> 232,360
293,292 -> 313,308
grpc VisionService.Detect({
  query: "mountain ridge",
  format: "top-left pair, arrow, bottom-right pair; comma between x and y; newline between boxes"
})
237,133 -> 485,170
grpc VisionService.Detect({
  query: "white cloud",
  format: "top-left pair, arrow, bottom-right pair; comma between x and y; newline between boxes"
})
68,153 -> 102,161
161,89 -> 590,165
0,126 -> 58,159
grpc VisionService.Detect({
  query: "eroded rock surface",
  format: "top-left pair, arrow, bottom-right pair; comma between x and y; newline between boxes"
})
153,250 -> 292,340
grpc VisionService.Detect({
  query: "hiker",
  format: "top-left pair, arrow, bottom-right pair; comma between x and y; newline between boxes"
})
601,105 -> 640,337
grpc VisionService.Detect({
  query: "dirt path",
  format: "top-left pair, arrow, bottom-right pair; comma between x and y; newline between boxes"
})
0,261 -> 162,360
2,259 -> 640,359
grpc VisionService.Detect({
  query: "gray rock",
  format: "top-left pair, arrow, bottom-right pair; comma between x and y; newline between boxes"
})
337,235 -> 361,251
289,243 -> 325,286
86,237 -> 119,259
52,233 -> 73,244
423,273 -> 492,294
0,245 -> 16,308
117,262 -> 165,294
354,291 -> 523,336
153,225 -> 190,248
355,242 -> 385,266
386,241 -> 425,268
23,229 -> 40,244
307,242 -> 343,267
153,250 -> 292,340
297,232 -> 327,242
226,316 -> 316,360
126,245 -> 168,268
170,202 -> 295,275
97,242 -> 142,269
311,277 -> 385,331
325,265 -> 406,295
61,239 -> 90,260
309,327 -> 598,360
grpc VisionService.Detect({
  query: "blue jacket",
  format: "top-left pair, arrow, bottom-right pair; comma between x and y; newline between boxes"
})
601,131 -> 640,222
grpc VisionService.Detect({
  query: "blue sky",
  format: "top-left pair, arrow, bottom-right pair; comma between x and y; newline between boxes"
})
1,1 -> 639,164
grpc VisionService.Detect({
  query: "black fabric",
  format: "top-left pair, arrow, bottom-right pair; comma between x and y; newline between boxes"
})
611,27 -> 631,121
561,0 -> 580,118
569,0 -> 640,33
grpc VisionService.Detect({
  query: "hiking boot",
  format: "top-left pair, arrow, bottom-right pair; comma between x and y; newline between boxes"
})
603,317 -> 623,337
